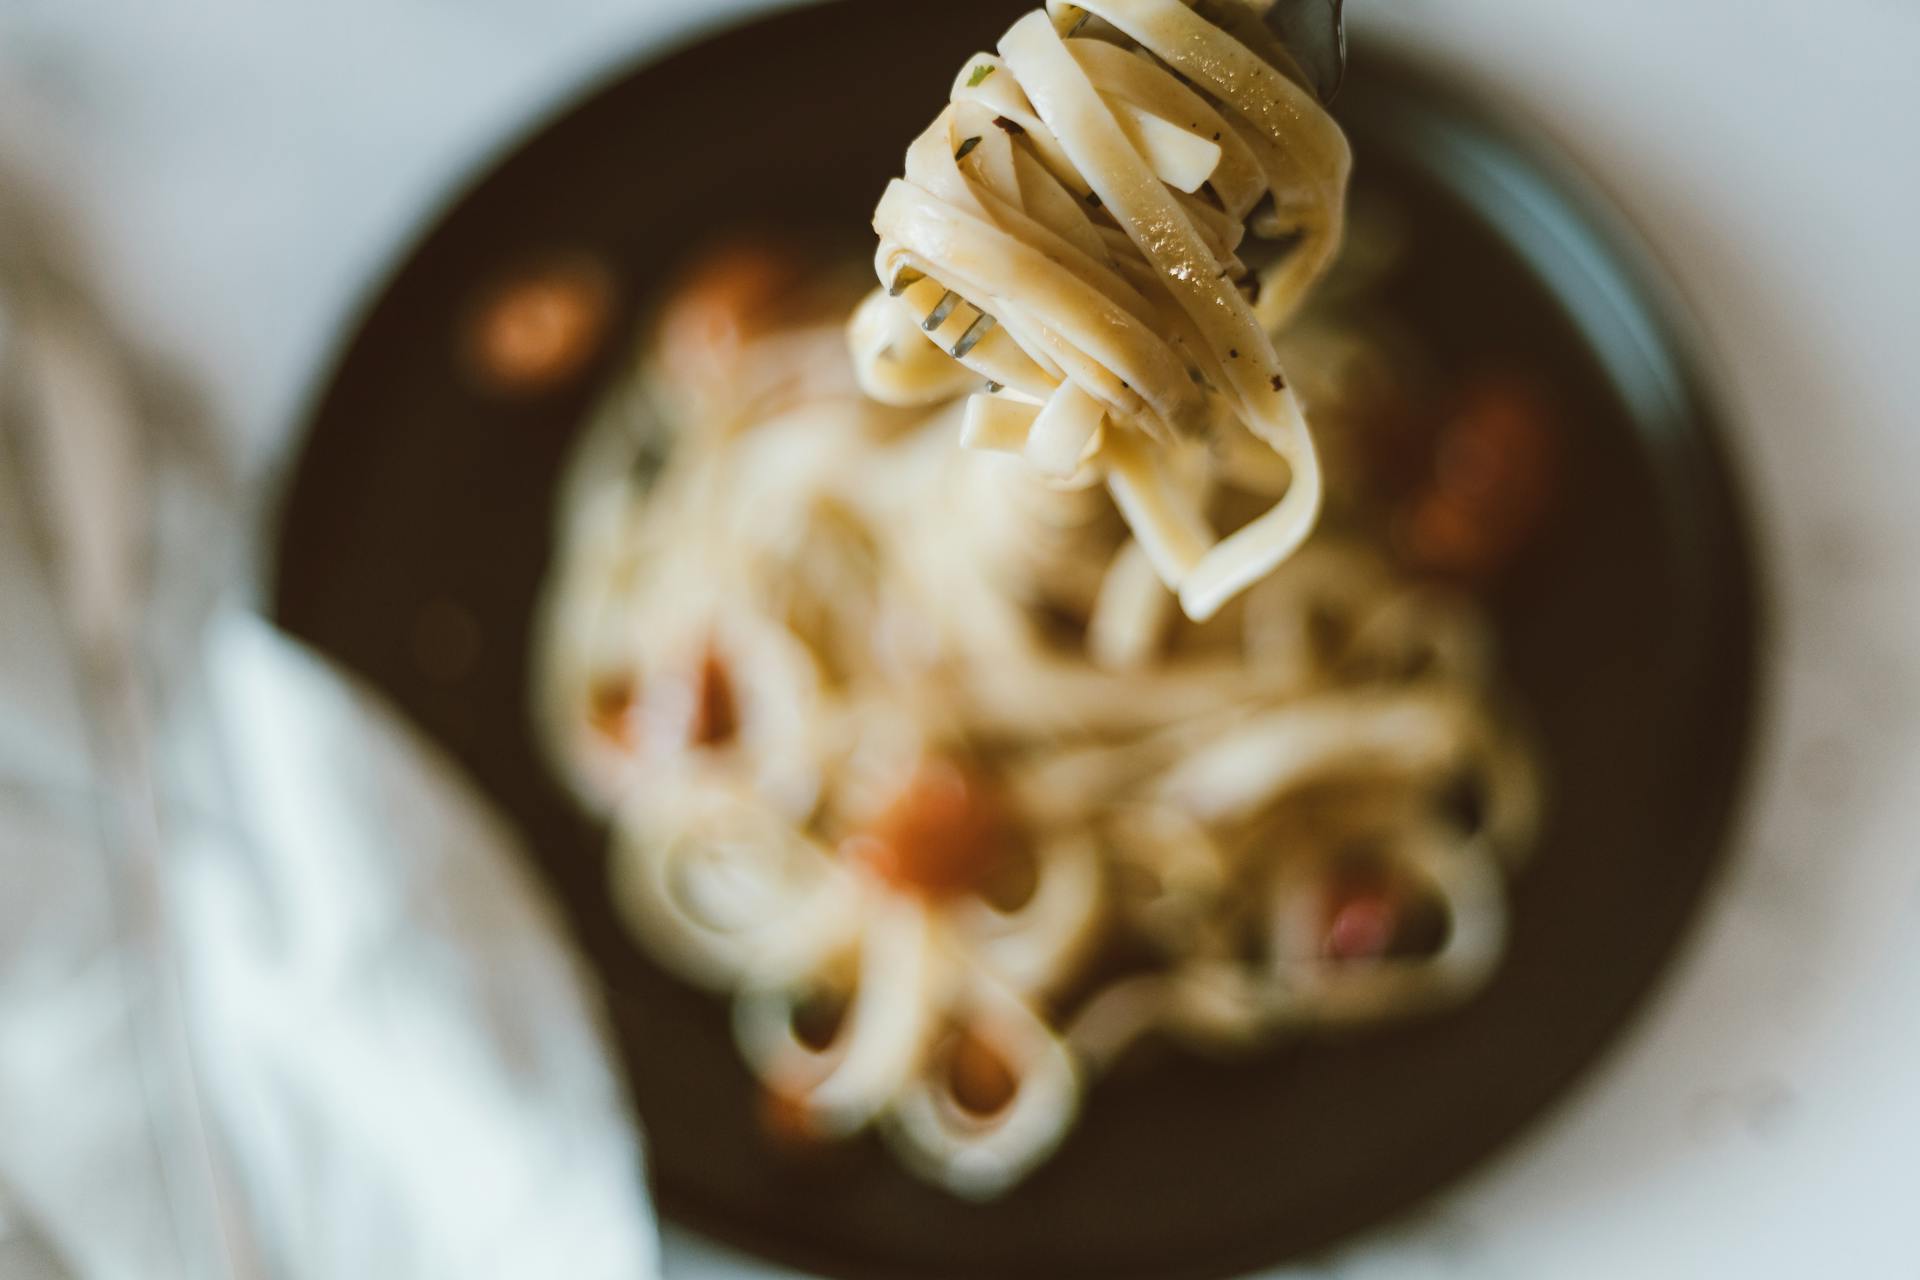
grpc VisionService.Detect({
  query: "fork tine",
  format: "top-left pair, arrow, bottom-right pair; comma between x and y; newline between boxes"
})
923,290 -> 962,332
951,312 -> 998,359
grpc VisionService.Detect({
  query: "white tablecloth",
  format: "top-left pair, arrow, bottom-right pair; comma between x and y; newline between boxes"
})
2,2 -> 1916,1276
0,149 -> 658,1279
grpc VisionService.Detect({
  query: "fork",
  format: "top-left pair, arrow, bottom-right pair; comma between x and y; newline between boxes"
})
1261,0 -> 1348,105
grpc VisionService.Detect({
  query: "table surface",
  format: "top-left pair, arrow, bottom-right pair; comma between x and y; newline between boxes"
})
4,2 -> 1915,1276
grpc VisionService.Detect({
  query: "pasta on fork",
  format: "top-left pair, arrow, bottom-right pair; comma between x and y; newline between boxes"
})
851,0 -> 1351,621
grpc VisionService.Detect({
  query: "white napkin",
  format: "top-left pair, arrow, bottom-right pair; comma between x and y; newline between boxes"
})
0,144 -> 660,1280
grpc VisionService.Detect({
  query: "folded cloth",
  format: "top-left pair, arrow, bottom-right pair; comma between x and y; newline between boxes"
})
0,135 -> 659,1280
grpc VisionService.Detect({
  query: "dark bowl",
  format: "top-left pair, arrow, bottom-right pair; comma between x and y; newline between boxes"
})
271,4 -> 1760,1277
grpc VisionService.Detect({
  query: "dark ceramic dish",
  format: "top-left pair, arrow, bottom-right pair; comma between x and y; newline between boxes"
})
272,4 -> 1759,1276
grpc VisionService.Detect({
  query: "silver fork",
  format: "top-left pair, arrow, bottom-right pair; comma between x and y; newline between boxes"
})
1068,1 -> 1348,103
1261,0 -> 1348,105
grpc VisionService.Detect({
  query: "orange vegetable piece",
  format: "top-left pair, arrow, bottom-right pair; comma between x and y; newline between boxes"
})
657,242 -> 802,387
687,644 -> 739,748
1400,373 -> 1560,579
465,257 -> 614,395
848,760 -> 1019,900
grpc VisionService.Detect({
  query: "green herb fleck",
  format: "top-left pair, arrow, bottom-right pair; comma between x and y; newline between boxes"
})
968,64 -> 996,88
955,136 -> 983,161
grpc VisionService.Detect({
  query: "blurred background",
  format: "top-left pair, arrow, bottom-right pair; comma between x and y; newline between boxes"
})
1,1 -> 1917,1277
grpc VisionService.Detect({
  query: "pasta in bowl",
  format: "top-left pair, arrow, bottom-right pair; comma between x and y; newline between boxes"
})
538,205 -> 1542,1196
273,0 -> 1756,1270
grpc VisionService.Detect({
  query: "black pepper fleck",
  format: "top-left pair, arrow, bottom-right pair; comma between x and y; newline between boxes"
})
1270,374 -> 1287,392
